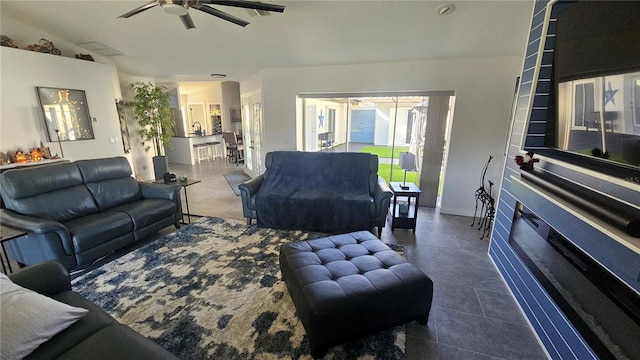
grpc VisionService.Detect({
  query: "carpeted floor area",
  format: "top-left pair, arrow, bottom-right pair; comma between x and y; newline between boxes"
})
72,217 -> 406,360
223,173 -> 251,196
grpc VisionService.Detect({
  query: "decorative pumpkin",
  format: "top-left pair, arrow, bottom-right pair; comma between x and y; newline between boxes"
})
31,148 -> 43,162
14,151 -> 28,163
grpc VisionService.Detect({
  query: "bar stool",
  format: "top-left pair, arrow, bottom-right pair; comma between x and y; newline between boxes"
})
193,143 -> 208,164
206,141 -> 223,161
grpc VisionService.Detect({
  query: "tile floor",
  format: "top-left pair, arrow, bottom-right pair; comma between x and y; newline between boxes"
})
164,159 -> 547,359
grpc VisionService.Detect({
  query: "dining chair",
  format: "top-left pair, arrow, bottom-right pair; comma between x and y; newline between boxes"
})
222,132 -> 244,165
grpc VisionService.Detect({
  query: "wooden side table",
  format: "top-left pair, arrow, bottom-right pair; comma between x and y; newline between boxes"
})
390,182 -> 421,232
0,224 -> 27,274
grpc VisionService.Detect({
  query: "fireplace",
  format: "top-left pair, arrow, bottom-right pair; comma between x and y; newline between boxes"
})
508,203 -> 640,360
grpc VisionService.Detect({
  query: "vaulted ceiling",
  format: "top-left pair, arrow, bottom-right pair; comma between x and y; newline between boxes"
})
1,1 -> 534,82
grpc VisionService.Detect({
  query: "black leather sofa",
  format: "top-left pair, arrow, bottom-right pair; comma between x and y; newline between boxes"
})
8,261 -> 178,359
0,157 -> 182,270
239,151 -> 393,236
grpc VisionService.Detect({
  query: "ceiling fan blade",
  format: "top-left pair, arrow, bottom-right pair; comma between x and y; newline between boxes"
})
191,4 -> 250,27
118,1 -> 159,18
200,0 -> 285,13
180,13 -> 196,29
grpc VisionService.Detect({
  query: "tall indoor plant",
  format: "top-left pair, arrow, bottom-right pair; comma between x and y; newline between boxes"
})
128,82 -> 174,156
128,82 -> 175,179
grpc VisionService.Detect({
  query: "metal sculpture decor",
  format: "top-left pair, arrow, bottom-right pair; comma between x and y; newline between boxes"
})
471,156 -> 495,240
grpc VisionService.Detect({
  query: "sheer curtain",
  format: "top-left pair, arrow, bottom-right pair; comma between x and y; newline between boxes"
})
418,95 -> 451,207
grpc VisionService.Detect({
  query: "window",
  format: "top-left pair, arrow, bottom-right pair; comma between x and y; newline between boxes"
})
634,77 -> 640,126
573,81 -> 596,129
299,91 -> 454,207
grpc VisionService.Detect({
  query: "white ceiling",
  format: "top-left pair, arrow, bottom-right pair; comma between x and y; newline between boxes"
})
1,1 -> 534,83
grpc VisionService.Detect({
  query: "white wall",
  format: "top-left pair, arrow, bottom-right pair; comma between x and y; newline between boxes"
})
1,47 -> 127,163
247,56 -> 522,216
221,81 -> 241,133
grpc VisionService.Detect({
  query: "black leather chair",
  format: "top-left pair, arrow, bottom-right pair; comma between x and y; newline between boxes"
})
238,151 -> 392,236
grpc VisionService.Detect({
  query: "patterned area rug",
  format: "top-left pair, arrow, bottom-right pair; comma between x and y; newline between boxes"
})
72,217 -> 406,360
223,173 -> 251,196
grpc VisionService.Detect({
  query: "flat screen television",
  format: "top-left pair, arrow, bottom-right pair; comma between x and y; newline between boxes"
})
531,0 -> 640,186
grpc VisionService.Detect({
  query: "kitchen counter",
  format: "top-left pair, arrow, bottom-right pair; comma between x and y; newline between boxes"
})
165,134 -> 223,165
173,133 -> 221,138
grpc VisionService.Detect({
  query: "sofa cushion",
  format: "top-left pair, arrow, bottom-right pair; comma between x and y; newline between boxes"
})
56,324 -> 177,360
77,157 -> 143,210
0,162 -> 80,199
25,291 -> 118,360
75,157 -> 132,183
108,199 -> 177,230
85,177 -> 142,211
0,162 -> 100,222
7,185 -> 100,222
0,274 -> 88,360
65,212 -> 134,253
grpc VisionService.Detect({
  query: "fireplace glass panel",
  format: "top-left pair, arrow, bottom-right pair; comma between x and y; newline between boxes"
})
509,203 -> 640,360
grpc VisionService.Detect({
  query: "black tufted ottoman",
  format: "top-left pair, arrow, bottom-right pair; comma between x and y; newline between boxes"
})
279,231 -> 433,358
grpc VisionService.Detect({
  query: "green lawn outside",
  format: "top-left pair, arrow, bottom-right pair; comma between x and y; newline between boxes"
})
361,146 -> 443,196
378,164 -> 417,184
360,145 -> 409,159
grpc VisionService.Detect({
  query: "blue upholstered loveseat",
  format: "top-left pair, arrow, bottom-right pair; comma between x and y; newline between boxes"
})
0,157 -> 182,270
239,151 -> 393,236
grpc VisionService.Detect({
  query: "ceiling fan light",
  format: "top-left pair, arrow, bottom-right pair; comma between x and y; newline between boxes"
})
162,3 -> 189,16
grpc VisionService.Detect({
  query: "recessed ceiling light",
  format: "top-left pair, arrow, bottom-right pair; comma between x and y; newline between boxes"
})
210,73 -> 227,78
436,4 -> 456,16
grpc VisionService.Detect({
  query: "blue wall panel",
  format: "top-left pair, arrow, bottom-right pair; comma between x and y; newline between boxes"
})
487,0 -> 610,358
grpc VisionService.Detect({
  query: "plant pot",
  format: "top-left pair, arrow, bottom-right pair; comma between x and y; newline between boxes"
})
153,156 -> 169,181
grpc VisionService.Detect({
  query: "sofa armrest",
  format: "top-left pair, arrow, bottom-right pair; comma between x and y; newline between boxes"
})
238,174 -> 264,211
373,176 -> 393,217
239,175 -> 264,197
139,182 -> 181,202
8,260 -> 71,296
0,209 -> 73,255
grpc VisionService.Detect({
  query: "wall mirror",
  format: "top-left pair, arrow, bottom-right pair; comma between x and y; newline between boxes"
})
37,87 -> 94,141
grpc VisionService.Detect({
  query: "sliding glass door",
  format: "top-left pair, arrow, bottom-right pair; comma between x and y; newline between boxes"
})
299,92 -> 454,207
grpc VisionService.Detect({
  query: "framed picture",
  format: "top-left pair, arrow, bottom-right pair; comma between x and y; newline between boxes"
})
36,87 -> 94,141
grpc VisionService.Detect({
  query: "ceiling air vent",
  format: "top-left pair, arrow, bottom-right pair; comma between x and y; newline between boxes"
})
76,41 -> 124,56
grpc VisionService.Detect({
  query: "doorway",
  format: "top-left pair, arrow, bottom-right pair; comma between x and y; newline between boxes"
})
299,91 -> 454,207
350,110 -> 376,143
241,91 -> 263,178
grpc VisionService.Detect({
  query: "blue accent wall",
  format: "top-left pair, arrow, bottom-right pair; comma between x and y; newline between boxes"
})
489,1 -> 640,359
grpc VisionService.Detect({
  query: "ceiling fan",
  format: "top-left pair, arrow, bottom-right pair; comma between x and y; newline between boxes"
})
118,0 -> 285,29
